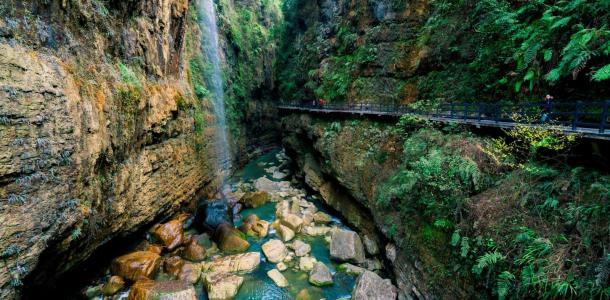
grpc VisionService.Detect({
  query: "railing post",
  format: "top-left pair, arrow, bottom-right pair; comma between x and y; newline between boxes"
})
572,101 -> 582,130
601,100 -> 609,134
478,103 -> 483,122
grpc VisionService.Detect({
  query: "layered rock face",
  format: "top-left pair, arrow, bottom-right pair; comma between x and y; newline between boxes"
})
0,1 -> 218,298
282,114 -> 473,299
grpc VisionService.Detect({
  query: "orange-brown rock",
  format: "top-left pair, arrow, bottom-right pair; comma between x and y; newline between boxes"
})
216,223 -> 250,253
111,251 -> 161,281
102,275 -> 126,296
128,279 -> 197,300
178,262 -> 201,284
164,256 -> 185,277
182,239 -> 206,261
153,219 -> 184,251
147,245 -> 163,254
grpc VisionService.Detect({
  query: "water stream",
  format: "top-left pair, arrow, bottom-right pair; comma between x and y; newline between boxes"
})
82,149 -> 363,299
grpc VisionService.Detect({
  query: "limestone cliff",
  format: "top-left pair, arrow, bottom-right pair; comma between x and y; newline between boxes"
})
0,0 -> 279,298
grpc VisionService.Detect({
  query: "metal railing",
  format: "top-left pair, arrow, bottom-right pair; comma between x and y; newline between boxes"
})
278,100 -> 610,135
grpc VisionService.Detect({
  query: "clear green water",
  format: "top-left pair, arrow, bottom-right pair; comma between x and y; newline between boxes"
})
92,149 -> 357,300
221,149 -> 357,300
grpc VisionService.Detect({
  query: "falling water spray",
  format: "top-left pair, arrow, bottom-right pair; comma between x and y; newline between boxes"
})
198,0 -> 232,181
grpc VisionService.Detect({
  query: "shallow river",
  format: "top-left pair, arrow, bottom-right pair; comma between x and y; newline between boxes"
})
85,149 -> 361,299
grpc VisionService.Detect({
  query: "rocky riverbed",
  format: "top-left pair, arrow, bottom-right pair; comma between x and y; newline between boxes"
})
80,149 -> 396,300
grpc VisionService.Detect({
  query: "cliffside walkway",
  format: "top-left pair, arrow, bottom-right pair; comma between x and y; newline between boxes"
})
278,101 -> 610,140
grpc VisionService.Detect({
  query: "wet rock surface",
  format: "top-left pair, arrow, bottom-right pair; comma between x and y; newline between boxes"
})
111,251 -> 162,281
352,271 -> 398,300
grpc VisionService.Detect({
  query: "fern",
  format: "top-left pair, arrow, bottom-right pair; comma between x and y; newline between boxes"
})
473,251 -> 506,275
593,64 -> 610,81
497,271 -> 515,300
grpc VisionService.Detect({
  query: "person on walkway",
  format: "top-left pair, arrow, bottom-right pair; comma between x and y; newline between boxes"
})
541,94 -> 554,123
318,98 -> 325,107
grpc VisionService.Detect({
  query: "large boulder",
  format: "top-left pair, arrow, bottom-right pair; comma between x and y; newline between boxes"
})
196,199 -> 232,231
178,263 -> 201,284
201,252 -> 261,274
267,269 -> 289,288
204,272 -> 244,300
215,223 -> 250,253
241,191 -> 270,208
280,213 -> 303,232
351,271 -> 397,300
303,225 -> 331,236
239,215 -> 270,237
313,212 -> 332,224
111,251 -> 161,281
261,239 -> 288,263
127,279 -> 197,300
152,219 -> 184,251
362,234 -> 380,255
291,240 -> 311,257
182,239 -> 206,261
330,230 -> 365,263
298,256 -> 317,271
277,224 -> 295,242
308,262 -> 333,286
163,256 -> 185,277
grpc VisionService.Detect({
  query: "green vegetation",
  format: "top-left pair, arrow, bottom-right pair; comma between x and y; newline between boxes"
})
278,0 -> 610,103
372,116 -> 610,298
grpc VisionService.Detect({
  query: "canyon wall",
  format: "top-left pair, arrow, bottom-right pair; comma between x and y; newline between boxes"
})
0,0 -> 279,298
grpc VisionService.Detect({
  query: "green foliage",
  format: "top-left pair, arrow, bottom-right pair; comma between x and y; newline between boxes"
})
71,227 -> 82,241
377,129 -> 487,223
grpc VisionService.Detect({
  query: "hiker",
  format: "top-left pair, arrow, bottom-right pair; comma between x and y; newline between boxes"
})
318,98 -> 325,107
541,94 -> 554,123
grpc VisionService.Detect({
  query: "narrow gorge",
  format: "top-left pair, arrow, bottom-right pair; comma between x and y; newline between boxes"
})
1,1 -> 609,300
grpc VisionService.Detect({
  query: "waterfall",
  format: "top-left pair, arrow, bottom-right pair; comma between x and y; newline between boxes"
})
198,0 -> 232,177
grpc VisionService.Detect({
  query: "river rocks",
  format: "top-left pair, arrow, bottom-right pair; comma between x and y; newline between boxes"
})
216,223 -> 250,253
240,215 -> 269,237
111,251 -> 161,281
204,272 -> 244,300
201,252 -> 261,273
313,212 -> 332,224
250,220 -> 270,237
277,224 -> 295,242
196,199 -> 232,231
362,234 -> 380,255
363,258 -> 383,271
351,271 -> 397,300
296,288 -> 312,300
281,213 -> 303,232
128,279 -> 197,300
241,191 -> 270,208
152,219 -> 184,251
330,230 -> 365,263
303,225 -> 331,236
338,263 -> 365,276
299,256 -> 317,271
178,262 -> 201,284
182,239 -> 206,261
102,275 -> 125,296
164,256 -> 185,277
308,262 -> 333,286
277,262 -> 287,271
262,239 -> 288,263
275,200 -> 290,218
291,240 -> 311,257
255,177 -> 291,193
267,269 -> 289,287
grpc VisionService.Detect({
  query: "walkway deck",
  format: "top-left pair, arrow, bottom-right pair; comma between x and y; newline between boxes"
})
278,101 -> 610,140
